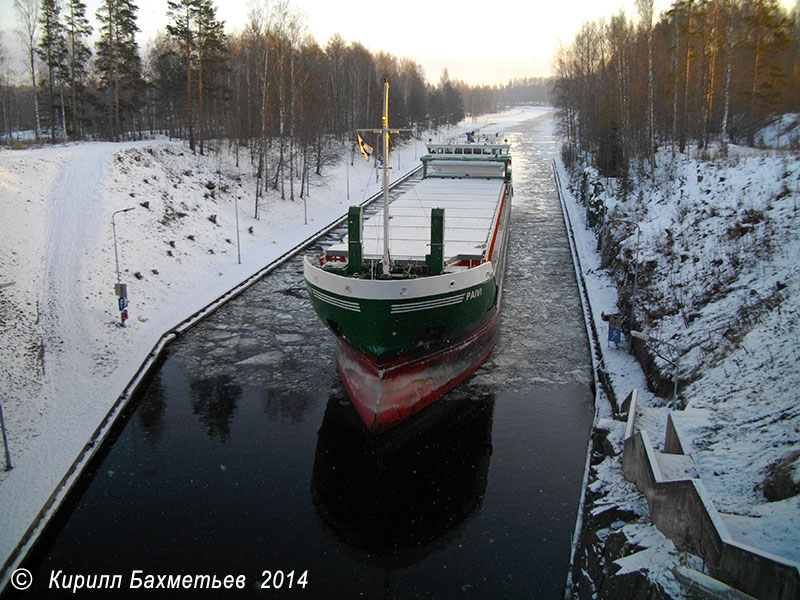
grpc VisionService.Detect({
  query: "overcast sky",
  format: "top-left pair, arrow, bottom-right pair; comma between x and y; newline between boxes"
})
1,0 -> 797,85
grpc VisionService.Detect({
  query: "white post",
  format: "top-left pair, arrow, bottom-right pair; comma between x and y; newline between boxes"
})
235,194 -> 241,265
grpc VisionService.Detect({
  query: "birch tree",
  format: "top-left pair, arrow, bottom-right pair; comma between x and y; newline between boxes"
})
0,32 -> 10,144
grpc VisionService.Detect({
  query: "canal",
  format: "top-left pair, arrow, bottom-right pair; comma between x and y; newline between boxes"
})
11,112 -> 593,599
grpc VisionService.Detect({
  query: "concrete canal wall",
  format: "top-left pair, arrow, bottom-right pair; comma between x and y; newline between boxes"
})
622,394 -> 800,600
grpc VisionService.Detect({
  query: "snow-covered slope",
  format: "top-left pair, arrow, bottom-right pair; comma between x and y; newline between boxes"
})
0,137 -> 381,576
563,140 -> 800,594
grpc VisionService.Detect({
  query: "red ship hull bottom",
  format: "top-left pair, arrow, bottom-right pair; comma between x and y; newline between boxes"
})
335,313 -> 500,434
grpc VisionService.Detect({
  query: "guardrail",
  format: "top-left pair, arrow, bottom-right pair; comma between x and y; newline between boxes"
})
0,164 -> 423,591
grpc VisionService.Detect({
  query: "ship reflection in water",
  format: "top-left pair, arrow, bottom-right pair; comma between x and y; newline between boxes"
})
311,392 -> 494,567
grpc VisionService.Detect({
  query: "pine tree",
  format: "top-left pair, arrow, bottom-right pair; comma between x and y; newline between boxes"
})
440,69 -> 464,125
166,0 -> 227,154
38,0 -> 68,141
743,0 -> 791,145
402,60 -> 427,131
195,0 -> 227,155
64,0 -> 92,137
148,34 -> 185,139
95,0 -> 143,140
166,0 -> 199,152
15,0 -> 42,140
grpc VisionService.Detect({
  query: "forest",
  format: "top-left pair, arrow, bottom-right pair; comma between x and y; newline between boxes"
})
552,0 -> 800,178
1,0 -> 550,201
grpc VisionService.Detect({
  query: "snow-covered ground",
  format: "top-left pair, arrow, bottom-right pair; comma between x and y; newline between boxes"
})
0,106 -> 546,585
558,136 -> 800,595
755,113 -> 800,149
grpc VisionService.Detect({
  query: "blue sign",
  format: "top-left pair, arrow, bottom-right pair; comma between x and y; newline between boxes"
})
118,296 -> 128,311
608,326 -> 621,344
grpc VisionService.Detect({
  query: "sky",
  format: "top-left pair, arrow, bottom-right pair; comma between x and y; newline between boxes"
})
1,0 -> 797,85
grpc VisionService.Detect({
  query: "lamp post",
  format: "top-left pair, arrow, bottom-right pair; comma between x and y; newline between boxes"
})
631,330 -> 681,407
112,207 -> 136,327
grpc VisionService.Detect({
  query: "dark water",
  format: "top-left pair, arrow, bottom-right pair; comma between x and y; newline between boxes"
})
10,113 -> 593,599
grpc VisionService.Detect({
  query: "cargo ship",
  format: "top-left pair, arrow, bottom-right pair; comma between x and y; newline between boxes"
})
303,79 -> 512,433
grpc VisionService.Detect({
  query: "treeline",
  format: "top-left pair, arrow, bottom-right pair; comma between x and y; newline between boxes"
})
458,77 -> 552,116
552,0 -> 800,177
2,0 -> 546,164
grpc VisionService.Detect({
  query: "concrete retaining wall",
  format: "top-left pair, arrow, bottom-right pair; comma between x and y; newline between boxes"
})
622,392 -> 800,600
663,413 -> 690,455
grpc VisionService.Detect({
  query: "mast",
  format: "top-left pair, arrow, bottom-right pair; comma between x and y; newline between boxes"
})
358,78 -> 410,276
381,79 -> 391,272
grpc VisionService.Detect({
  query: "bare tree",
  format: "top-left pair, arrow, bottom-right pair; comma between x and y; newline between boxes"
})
681,0 -> 694,153
721,0 -> 734,149
0,32 -> 10,144
637,0 -> 655,170
701,0 -> 721,149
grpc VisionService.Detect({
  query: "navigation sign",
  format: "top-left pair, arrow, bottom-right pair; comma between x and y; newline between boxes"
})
115,283 -> 130,327
607,313 -> 622,347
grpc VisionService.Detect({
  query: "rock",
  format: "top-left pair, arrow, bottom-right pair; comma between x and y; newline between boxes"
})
763,449 -> 800,502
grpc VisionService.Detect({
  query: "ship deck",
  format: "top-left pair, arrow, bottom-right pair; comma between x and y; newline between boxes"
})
326,177 -> 507,264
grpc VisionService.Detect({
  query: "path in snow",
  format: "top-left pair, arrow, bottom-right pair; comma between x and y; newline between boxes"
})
39,144 -> 112,393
